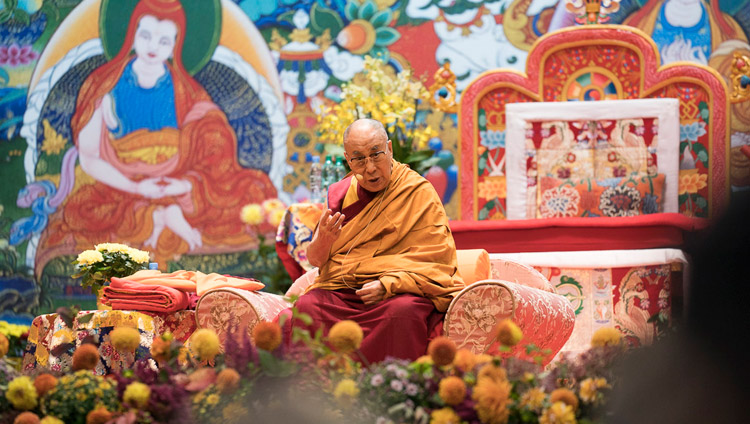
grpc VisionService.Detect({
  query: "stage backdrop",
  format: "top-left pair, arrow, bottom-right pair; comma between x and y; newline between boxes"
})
1,0 -> 749,324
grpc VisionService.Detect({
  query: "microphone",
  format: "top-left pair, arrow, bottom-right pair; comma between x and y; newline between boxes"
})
355,174 -> 364,182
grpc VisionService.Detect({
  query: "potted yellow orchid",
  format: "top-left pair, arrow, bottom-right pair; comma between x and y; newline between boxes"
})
71,243 -> 151,296
317,55 -> 437,173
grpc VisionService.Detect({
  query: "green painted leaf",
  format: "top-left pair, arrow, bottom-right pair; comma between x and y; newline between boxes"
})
277,10 -> 296,25
359,0 -> 377,21
375,26 -> 400,46
695,195 -> 707,209
310,3 -> 344,37
344,0 -> 359,21
692,142 -> 709,167
370,9 -> 392,27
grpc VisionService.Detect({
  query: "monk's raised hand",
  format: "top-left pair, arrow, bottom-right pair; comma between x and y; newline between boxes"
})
356,280 -> 386,305
317,209 -> 345,242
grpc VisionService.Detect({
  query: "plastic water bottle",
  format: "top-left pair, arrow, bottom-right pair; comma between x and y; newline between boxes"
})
322,155 -> 335,191
334,156 -> 347,181
309,155 -> 323,204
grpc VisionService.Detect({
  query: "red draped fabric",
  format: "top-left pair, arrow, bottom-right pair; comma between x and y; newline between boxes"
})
278,288 -> 444,363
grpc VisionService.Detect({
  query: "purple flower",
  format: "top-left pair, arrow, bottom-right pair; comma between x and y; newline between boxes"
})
405,383 -> 419,396
390,379 -> 404,391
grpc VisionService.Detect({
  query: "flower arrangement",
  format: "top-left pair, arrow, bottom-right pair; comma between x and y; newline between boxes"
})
239,198 -> 291,294
0,320 -> 29,359
3,315 -> 628,424
71,243 -> 151,295
317,55 -> 437,173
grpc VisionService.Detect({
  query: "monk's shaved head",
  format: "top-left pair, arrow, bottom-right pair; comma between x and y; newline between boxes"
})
343,119 -> 388,145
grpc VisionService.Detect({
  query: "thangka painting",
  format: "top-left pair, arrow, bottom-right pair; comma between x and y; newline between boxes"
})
2,0 -> 750,323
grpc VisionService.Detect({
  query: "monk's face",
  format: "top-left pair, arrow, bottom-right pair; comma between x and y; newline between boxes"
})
344,126 -> 393,192
134,15 -> 178,66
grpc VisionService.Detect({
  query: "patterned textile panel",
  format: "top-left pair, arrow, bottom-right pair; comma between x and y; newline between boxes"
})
443,281 -> 575,366
22,310 -> 196,375
534,263 -> 673,356
490,257 -> 555,292
195,288 -> 290,349
275,203 -> 325,273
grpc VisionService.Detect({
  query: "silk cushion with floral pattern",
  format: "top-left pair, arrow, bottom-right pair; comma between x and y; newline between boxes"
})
537,174 -> 666,218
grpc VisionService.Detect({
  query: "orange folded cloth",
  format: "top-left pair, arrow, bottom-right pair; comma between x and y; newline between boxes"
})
103,277 -> 196,313
123,270 -> 264,296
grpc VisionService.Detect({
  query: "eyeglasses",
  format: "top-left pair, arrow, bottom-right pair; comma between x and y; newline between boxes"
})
348,151 -> 387,169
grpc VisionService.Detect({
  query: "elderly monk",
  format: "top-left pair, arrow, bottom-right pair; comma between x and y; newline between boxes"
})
283,118 -> 464,362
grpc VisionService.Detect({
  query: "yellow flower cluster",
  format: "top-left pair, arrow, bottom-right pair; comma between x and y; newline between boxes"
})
6,376 -> 38,410
123,381 -> 151,408
0,320 -> 30,339
578,377 -> 610,404
317,55 -> 437,150
333,378 -> 359,403
76,243 -> 151,265
240,198 -> 287,228
540,401 -> 577,424
189,328 -> 221,362
590,327 -> 622,348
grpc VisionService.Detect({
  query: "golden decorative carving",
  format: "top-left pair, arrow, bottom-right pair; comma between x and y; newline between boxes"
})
429,62 -> 459,113
730,51 -> 750,103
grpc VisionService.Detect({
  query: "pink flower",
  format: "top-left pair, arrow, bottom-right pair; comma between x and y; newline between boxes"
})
0,44 -> 39,66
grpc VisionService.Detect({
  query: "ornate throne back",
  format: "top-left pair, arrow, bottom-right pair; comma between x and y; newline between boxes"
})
458,25 -> 730,221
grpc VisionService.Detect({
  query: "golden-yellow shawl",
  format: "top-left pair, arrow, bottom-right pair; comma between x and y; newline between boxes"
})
309,160 -> 464,312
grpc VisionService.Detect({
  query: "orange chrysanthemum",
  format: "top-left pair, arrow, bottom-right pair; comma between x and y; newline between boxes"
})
438,376 -> 467,406
253,321 -> 283,351
477,362 -> 508,383
427,336 -> 457,367
472,376 -> 512,424
216,368 -> 241,394
550,388 -> 579,411
13,412 -> 40,424
0,333 -> 8,358
33,373 -> 58,397
452,349 -> 475,373
86,406 -> 112,424
72,343 -> 100,371
492,319 -> 523,347
328,320 -> 363,354
519,387 -> 546,411
150,337 -> 171,363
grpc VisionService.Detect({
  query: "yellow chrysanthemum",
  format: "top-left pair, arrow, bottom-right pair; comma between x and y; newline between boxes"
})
206,393 -> 220,406
126,248 -> 150,264
472,376 -> 511,424
240,204 -> 264,225
540,401 -> 577,424
328,320 -> 363,354
0,333 -> 8,358
110,326 -> 141,352
438,376 -> 467,406
333,379 -> 359,403
123,381 -> 151,408
550,388 -> 579,411
75,250 -> 104,266
189,328 -> 221,361
452,348 -> 476,373
268,208 -> 286,228
252,321 -> 282,352
590,327 -> 622,348
578,377 -> 610,404
262,198 -> 286,214
430,407 -> 461,424
493,319 -> 523,347
94,243 -> 131,253
6,376 -> 38,410
520,387 -> 546,411
40,417 -> 64,424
